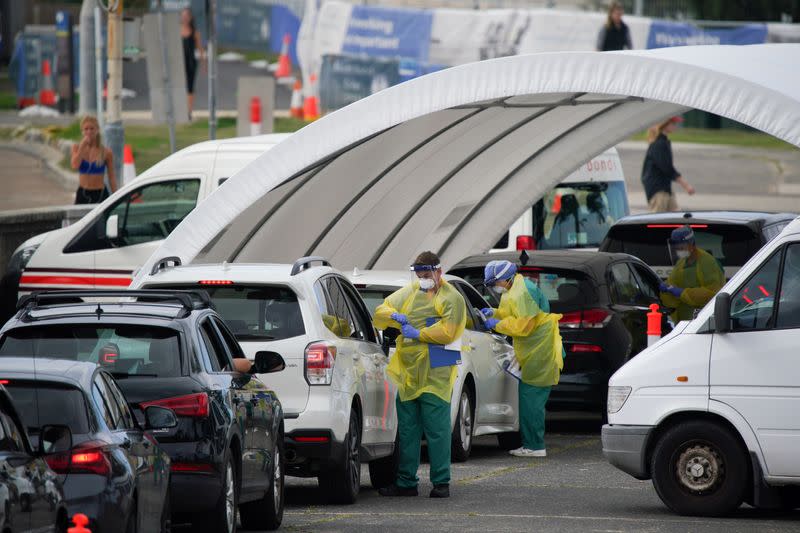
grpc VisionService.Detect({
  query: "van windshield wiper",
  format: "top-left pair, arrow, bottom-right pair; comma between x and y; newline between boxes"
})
110,372 -> 159,379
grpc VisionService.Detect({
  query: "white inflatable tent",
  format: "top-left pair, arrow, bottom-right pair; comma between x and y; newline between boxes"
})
135,44 -> 800,282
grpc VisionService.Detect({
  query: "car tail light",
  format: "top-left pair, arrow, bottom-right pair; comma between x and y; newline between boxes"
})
516,235 -> 536,251
141,392 -> 209,418
570,344 -> 603,353
294,436 -> 330,443
646,224 -> 708,229
559,309 -> 611,329
171,462 -> 215,473
305,342 -> 336,385
46,441 -> 111,477
198,280 -> 234,285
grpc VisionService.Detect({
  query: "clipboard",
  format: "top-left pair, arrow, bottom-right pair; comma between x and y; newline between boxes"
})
425,317 -> 462,368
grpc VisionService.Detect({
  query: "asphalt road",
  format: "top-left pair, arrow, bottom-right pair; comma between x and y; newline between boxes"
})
231,420 -> 800,533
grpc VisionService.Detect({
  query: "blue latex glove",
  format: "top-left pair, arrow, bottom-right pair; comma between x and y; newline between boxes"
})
480,307 -> 494,318
401,323 -> 420,340
484,318 -> 500,330
659,282 -> 670,292
667,286 -> 684,298
391,312 -> 408,326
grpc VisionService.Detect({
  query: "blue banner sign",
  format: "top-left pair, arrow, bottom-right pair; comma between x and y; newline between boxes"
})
647,21 -> 767,48
342,5 -> 432,62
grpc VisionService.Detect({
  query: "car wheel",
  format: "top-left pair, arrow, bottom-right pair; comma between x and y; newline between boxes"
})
194,450 -> 238,533
319,408 -> 361,504
496,431 -> 522,451
451,388 -> 474,462
368,435 -> 398,489
651,420 -> 748,517
240,438 -> 284,530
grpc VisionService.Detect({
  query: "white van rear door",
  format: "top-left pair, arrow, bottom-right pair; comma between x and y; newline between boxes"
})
710,242 -> 800,477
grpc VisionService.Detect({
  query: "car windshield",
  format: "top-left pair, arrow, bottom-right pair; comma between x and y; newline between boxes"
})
5,382 -> 91,442
354,288 -> 396,317
601,224 -> 760,272
151,284 -> 305,341
0,325 -> 182,377
448,266 -> 598,312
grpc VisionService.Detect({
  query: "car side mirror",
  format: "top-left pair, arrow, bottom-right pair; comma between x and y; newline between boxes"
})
254,351 -> 286,374
105,214 -> 119,240
38,425 -> 72,455
144,406 -> 178,430
714,292 -> 731,333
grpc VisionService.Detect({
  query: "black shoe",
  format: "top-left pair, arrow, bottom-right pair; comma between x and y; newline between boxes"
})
429,484 -> 450,498
378,484 -> 418,497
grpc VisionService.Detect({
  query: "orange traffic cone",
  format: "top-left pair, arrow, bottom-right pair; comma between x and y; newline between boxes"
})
123,144 -> 137,184
275,34 -> 292,78
39,59 -> 57,106
290,80 -> 303,119
303,74 -> 320,121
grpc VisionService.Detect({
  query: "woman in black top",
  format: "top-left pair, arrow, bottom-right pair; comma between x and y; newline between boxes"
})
597,2 -> 633,51
641,116 -> 696,212
181,8 -> 205,119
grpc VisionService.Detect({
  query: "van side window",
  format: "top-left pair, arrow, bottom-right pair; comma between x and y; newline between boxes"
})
65,179 -> 201,253
775,244 -> 800,329
730,251 -> 781,331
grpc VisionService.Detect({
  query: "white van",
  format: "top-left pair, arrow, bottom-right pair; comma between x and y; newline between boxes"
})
602,215 -> 800,516
492,147 -> 628,252
12,134 -> 290,297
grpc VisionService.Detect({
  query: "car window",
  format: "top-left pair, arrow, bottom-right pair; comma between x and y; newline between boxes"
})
630,263 -> 660,302
6,383 -> 91,439
451,280 -> 488,330
730,250 -> 781,332
0,325 -> 183,378
101,374 -> 135,429
355,287 -> 397,317
337,279 -> 377,343
211,317 -> 245,360
65,178 -> 201,253
609,263 -> 641,305
199,319 -> 231,372
92,376 -> 121,430
0,405 -> 26,453
775,244 -> 800,329
316,278 -> 357,339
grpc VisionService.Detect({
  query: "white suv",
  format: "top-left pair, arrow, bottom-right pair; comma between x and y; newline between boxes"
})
347,269 -> 520,460
131,256 -> 398,504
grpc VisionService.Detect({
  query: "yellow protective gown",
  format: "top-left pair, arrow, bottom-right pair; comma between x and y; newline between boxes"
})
661,248 -> 725,322
374,279 -> 467,403
493,274 -> 564,387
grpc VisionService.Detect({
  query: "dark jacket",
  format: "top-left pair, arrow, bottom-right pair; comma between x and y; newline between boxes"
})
641,133 -> 680,201
597,22 -> 632,51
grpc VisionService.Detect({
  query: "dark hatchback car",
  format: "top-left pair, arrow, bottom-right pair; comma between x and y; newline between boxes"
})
599,211 -> 796,281
0,290 -> 286,533
0,358 -> 173,532
0,383 -> 68,532
449,250 -> 671,416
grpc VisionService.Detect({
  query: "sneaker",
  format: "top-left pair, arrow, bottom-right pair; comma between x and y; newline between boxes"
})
429,484 -> 450,498
510,448 -> 546,458
508,447 -> 525,455
378,484 -> 418,497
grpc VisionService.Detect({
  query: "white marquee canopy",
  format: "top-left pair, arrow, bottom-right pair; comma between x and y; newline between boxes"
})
135,44 -> 800,282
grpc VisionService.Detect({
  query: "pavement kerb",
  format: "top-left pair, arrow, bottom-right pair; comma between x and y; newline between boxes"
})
0,140 -> 78,190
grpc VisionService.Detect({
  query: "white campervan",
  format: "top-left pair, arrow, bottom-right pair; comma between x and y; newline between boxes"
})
492,147 -> 628,253
602,215 -> 800,516
12,134 -> 290,297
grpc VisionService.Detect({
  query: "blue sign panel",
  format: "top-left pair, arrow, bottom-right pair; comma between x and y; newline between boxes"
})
647,21 -> 767,49
342,5 -> 432,62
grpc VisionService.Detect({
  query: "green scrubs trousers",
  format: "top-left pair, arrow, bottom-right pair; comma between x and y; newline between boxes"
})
396,393 -> 451,488
519,381 -> 551,451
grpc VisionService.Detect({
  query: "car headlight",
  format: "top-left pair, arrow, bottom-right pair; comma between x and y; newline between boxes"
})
607,386 -> 632,414
7,244 -> 40,273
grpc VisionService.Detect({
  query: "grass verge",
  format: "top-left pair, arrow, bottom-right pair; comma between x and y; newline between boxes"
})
628,127 -> 797,151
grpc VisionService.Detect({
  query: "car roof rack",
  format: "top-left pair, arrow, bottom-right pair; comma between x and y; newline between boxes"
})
150,256 -> 183,276
17,289 -> 213,320
291,256 -> 331,276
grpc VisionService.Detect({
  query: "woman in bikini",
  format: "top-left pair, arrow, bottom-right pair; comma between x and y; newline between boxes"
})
70,115 -> 117,204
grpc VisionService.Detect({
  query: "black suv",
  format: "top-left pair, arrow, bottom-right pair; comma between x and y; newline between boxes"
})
0,290 -> 287,533
599,211 -> 796,280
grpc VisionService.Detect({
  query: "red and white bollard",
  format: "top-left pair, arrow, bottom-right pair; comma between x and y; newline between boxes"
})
250,96 -> 261,136
647,303 -> 662,347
